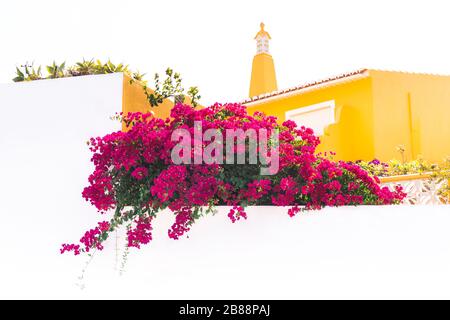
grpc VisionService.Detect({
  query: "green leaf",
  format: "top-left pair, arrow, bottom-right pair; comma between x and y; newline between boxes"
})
16,67 -> 24,78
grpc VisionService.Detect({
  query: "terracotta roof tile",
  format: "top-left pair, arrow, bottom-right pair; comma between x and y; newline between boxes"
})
242,69 -> 369,104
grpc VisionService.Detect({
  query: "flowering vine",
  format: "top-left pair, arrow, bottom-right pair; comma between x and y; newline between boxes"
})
61,103 -> 405,256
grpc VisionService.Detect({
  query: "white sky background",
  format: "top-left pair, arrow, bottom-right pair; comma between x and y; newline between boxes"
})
1,0 -> 450,106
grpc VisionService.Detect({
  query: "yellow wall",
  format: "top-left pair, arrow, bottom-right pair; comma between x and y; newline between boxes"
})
370,70 -> 450,163
122,74 -> 174,131
245,70 -> 450,164
121,74 -> 203,131
245,77 -> 375,161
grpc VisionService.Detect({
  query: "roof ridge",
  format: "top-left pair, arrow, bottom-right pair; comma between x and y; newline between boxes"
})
242,69 -> 369,104
367,68 -> 450,77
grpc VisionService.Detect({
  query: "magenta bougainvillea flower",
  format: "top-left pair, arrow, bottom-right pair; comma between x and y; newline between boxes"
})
61,103 -> 406,256
131,167 -> 149,181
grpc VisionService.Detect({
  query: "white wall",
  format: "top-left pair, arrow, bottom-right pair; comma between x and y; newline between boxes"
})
0,74 -> 122,298
1,77 -> 450,299
2,205 -> 450,300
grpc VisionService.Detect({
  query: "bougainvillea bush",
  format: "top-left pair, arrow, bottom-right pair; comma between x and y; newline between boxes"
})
61,103 -> 405,256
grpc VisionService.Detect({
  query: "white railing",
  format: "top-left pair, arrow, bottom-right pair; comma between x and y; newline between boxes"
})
381,173 -> 449,205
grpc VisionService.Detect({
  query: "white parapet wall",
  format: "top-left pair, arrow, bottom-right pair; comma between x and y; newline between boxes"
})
1,205 -> 450,299
0,76 -> 450,299
0,74 -> 123,297
0,73 -> 123,223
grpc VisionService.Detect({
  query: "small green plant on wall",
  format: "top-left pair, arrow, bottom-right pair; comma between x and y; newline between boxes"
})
46,61 -> 66,79
357,157 -> 440,177
13,63 -> 43,82
67,59 -> 97,76
13,60 -> 201,108
433,157 -> 450,201
145,68 -> 201,108
100,60 -> 129,74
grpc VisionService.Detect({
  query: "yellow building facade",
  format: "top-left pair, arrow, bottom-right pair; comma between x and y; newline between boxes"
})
244,24 -> 450,164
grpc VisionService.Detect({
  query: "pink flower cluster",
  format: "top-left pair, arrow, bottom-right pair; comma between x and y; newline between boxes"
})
228,206 -> 247,223
243,180 -> 272,202
60,243 -> 80,256
131,167 -> 148,181
61,103 -> 406,256
127,217 -> 153,249
272,177 -> 299,206
168,208 -> 193,240
61,221 -> 110,255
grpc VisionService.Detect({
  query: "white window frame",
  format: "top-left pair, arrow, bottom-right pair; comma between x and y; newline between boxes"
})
285,100 -> 336,136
